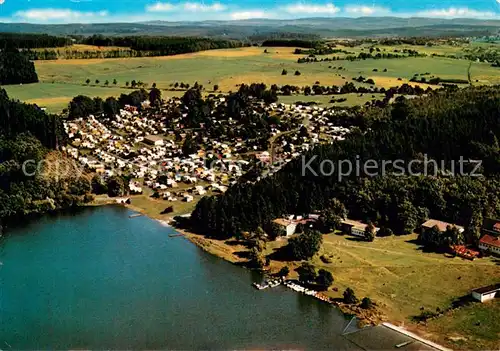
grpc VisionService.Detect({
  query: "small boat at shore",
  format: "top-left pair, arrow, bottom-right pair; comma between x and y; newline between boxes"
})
252,282 -> 268,290
253,279 -> 282,290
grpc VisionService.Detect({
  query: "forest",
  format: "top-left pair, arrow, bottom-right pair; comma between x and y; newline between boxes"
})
0,48 -> 39,85
24,36 -> 248,60
189,86 -> 500,248
83,35 -> 246,53
0,32 -> 71,48
261,39 -> 322,48
0,89 -> 93,233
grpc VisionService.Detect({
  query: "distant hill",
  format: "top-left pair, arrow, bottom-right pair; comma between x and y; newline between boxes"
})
1,17 -> 499,39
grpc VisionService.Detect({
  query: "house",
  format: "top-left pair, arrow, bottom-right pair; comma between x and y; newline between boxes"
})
184,195 -> 194,203
481,218 -> 500,236
421,219 -> 465,234
272,218 -> 297,237
257,151 -> 271,163
479,234 -> 500,257
144,135 -> 164,146
129,182 -> 143,195
471,283 -> 500,302
341,219 -> 379,237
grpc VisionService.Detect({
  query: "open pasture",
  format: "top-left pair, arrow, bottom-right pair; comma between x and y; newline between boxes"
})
313,234 -> 499,323
4,45 -> 500,113
262,233 -> 499,322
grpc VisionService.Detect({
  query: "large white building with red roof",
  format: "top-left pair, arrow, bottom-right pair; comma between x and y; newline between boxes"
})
479,234 -> 500,256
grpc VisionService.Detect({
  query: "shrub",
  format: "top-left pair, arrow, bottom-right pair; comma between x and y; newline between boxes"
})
316,269 -> 334,290
278,266 -> 290,277
361,297 -> 372,309
343,288 -> 358,304
377,227 -> 394,237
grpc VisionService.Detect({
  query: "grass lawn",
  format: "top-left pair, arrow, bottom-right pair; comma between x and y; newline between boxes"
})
253,232 -> 499,349
4,45 -> 500,113
127,194 -> 198,219
424,299 -> 500,350
310,234 -> 499,321
279,92 -> 385,107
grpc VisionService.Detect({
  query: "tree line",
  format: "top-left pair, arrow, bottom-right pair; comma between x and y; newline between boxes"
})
67,88 -> 161,119
25,36 -> 247,60
261,39 -> 322,49
84,35 -> 246,53
0,32 -> 71,49
297,51 -> 424,63
0,48 -> 39,85
248,32 -> 321,42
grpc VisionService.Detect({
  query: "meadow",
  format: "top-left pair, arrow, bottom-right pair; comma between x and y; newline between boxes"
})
263,233 -> 499,350
4,44 -> 500,113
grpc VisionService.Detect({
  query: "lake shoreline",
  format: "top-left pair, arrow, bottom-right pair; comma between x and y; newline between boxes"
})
88,199 -> 454,349
2,199 -> 453,349
106,197 -> 387,327
3,204 -> 364,349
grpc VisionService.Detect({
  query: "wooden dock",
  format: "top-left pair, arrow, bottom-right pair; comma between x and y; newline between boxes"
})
129,213 -> 144,218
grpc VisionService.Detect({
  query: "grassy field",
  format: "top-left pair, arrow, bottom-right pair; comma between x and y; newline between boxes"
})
4,44 -> 500,113
424,299 -> 500,350
5,83 -> 185,113
196,230 -> 499,349
311,234 -> 499,322
279,92 -> 386,107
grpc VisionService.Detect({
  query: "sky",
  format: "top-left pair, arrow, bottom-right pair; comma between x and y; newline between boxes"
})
1,0 -> 500,23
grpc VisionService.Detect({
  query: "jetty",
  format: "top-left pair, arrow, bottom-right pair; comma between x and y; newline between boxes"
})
343,323 -> 452,351
252,278 -> 283,290
252,279 -> 332,304
129,213 -> 144,218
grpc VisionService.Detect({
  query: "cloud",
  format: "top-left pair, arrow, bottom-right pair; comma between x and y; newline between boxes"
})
285,2 -> 340,15
147,2 -> 226,13
14,8 -> 108,22
183,2 -> 226,12
416,7 -> 498,19
344,5 -> 390,16
229,11 -> 269,20
146,2 -> 176,12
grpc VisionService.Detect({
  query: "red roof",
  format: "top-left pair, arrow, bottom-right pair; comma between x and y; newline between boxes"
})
479,234 -> 500,248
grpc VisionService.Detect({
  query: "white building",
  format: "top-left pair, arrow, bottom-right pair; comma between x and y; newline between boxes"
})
273,218 -> 297,237
479,234 -> 500,257
471,284 -> 500,303
341,219 -> 380,237
144,135 -> 164,146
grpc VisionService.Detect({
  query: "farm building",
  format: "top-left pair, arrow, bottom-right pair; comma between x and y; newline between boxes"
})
478,234 -> 500,257
144,135 -> 164,146
421,219 -> 464,234
340,219 -> 379,238
471,283 -> 500,303
481,218 -> 500,236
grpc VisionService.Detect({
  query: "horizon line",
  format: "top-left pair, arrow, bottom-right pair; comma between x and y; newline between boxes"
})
2,16 -> 500,25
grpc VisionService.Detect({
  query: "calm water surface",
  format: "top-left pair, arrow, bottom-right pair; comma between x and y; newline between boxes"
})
0,206 -> 359,350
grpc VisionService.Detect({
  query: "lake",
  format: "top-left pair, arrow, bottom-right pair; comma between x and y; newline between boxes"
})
0,206 -> 360,350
